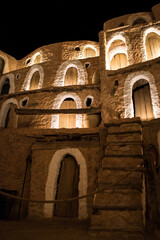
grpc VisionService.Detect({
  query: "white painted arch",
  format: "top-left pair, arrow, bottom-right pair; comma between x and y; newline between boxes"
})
51,92 -> 82,128
21,64 -> 44,91
124,71 -> 160,119
54,60 -> 86,86
0,73 -> 15,94
0,98 -> 18,127
44,148 -> 88,219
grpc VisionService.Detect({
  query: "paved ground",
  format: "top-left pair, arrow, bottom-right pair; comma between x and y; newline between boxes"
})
0,218 -> 89,240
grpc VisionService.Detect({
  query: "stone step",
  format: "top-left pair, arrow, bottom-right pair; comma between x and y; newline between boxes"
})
105,143 -> 143,156
102,156 -> 143,168
107,122 -> 142,134
90,209 -> 143,231
89,230 -> 144,240
98,169 -> 143,186
106,132 -> 142,143
94,189 -> 142,209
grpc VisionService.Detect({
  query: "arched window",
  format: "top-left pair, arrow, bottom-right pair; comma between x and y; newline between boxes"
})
64,67 -> 78,86
92,70 -> 100,84
108,39 -> 128,70
0,57 -> 4,75
54,154 -> 79,218
132,79 -> 154,121
132,18 -> 147,26
84,47 -> 96,58
59,98 -> 76,128
29,71 -> 40,90
145,32 -> 160,60
1,78 -> 10,95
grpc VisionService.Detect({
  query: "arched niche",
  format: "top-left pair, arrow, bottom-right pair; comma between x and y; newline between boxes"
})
132,18 -> 147,26
124,71 -> 160,119
1,78 -> 10,95
83,47 -> 96,58
92,70 -> 100,84
59,98 -> 76,128
64,67 -> 78,86
0,57 -> 5,75
108,39 -> 128,70
0,98 -> 18,128
29,71 -> 40,90
145,32 -> 160,60
51,92 -> 82,129
132,79 -> 154,121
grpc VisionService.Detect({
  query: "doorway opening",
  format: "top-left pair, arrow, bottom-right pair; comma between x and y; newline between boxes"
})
132,79 -> 154,121
54,155 -> 79,218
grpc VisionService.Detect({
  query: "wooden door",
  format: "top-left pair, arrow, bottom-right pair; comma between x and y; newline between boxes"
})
146,33 -> 160,60
59,98 -> 76,128
133,83 -> 154,121
54,155 -> 79,218
110,53 -> 128,70
64,67 -> 78,86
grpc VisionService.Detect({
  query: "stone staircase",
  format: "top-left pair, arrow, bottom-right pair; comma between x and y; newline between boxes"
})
89,119 -> 145,240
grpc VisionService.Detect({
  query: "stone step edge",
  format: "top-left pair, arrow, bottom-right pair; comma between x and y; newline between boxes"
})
107,130 -> 142,135
89,227 -> 144,233
92,206 -> 142,211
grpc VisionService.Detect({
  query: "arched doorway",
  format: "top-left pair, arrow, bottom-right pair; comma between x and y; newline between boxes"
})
132,79 -> 154,120
64,67 -> 78,86
29,71 -> 40,90
145,32 -> 160,60
1,78 -> 10,95
54,155 -> 79,218
59,98 -> 76,128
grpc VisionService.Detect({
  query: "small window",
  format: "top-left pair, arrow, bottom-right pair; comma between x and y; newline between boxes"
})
26,58 -> 31,65
20,97 -> 29,107
85,97 -> 93,107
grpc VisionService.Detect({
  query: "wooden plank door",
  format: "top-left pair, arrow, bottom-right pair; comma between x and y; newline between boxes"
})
64,67 -> 78,86
110,53 -> 128,70
54,155 -> 79,218
59,99 -> 76,128
133,83 -> 154,121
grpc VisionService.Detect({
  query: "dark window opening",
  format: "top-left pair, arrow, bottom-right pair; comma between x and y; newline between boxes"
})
1,79 -> 10,95
86,97 -> 92,107
75,47 -> 80,51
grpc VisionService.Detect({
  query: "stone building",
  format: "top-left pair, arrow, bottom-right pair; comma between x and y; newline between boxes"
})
0,3 -> 160,240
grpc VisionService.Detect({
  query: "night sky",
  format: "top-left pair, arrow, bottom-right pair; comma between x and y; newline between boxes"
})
1,1 -> 160,59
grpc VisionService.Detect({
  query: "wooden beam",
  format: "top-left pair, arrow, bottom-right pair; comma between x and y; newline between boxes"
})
15,108 -> 101,115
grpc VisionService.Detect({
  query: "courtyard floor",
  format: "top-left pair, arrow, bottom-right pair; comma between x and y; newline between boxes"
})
0,218 -> 89,240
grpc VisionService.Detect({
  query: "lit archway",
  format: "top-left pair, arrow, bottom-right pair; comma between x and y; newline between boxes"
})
106,34 -> 128,70
143,27 -> 160,61
124,71 -> 160,119
54,60 -> 86,86
21,65 -> 44,91
51,92 -> 82,128
44,148 -> 88,219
